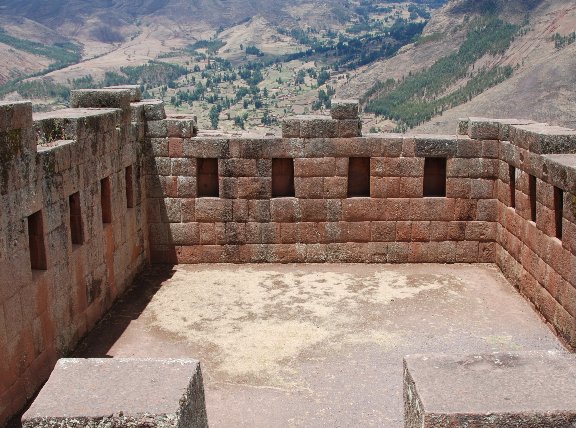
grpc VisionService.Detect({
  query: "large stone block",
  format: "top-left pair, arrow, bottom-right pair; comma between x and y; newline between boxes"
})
510,123 -> 576,154
282,118 -> 301,138
330,99 -> 359,120
104,85 -> 142,102
299,116 -> 338,139
70,89 -> 132,124
166,116 -> 198,138
0,101 -> 33,132
467,117 -> 500,140
404,351 -> 576,428
413,135 -> 458,157
142,100 -> 167,121
337,119 -> 362,138
22,358 -> 208,427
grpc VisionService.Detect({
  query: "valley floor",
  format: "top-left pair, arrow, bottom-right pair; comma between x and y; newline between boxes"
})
71,263 -> 562,427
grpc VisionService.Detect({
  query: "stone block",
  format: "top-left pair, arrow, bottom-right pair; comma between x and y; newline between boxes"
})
510,123 -> 576,154
467,117 -> 500,140
294,157 -> 335,177
183,138 -> 230,158
330,99 -> 359,120
70,89 -> 132,123
22,358 -> 208,428
413,135 -> 458,157
0,101 -> 33,132
496,118 -> 538,141
282,118 -> 301,138
337,119 -> 362,138
457,118 -> 469,136
147,120 -> 168,138
195,198 -> 232,222
143,100 -> 167,121
166,117 -> 197,138
299,116 -> 338,139
404,351 -> 576,428
103,85 -> 142,102
130,103 -> 145,123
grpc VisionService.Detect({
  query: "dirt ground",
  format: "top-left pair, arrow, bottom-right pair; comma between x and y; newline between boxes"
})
71,263 -> 563,427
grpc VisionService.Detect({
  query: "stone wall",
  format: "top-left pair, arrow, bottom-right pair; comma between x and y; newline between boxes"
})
1,91 -> 575,424
145,109 -> 576,349
485,120 -> 576,349
146,103 -> 498,265
0,88 -> 168,424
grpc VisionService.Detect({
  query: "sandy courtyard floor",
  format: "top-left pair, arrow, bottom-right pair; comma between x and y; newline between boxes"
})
74,263 -> 564,427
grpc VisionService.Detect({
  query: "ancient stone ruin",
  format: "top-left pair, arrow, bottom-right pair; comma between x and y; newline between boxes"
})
1,86 -> 576,426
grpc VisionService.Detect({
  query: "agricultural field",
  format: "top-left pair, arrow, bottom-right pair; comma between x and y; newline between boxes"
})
0,0 -> 440,132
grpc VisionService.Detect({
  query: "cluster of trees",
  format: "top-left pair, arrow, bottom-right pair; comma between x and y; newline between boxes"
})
366,18 -> 518,128
0,29 -> 81,99
408,4 -> 431,20
312,86 -> 336,111
0,30 -> 81,72
188,39 -> 226,54
101,62 -> 189,88
245,45 -> 264,57
554,32 -> 576,49
6,79 -> 70,102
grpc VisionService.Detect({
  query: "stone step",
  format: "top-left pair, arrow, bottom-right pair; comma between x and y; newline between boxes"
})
404,351 -> 576,428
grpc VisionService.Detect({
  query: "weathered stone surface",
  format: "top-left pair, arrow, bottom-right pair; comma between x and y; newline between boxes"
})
457,118 -> 469,136
22,358 -> 208,428
299,116 -> 338,138
412,134 -> 458,157
337,119 -> 362,138
142,100 -> 167,121
33,108 -> 119,145
282,118 -> 301,138
330,99 -> 359,120
166,116 -> 197,138
404,351 -> 576,428
70,89 -> 131,110
147,120 -> 169,138
0,100 -> 32,131
467,117 -> 501,140
104,85 -> 142,102
70,89 -> 132,123
510,123 -> 576,154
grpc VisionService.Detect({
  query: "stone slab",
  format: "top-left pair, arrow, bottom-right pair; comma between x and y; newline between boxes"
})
104,85 -> 142,102
331,99 -> 359,120
404,351 -> 576,428
22,358 -> 208,428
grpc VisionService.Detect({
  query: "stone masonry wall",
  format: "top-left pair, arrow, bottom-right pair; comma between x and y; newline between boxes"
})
146,104 -> 498,265
483,120 -> 576,349
1,91 -> 575,425
145,107 -> 576,350
0,87 -> 176,424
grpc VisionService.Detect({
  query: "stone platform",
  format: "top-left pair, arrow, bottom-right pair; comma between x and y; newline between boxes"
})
21,358 -> 208,428
69,264 -> 565,427
404,351 -> 576,427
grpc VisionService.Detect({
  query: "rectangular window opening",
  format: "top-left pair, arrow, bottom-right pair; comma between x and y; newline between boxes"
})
101,177 -> 112,224
125,165 -> 134,208
197,158 -> 219,197
554,186 -> 564,240
272,158 -> 295,198
509,165 -> 516,209
28,211 -> 47,270
347,157 -> 371,197
529,174 -> 537,222
69,192 -> 84,245
423,157 -> 447,197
